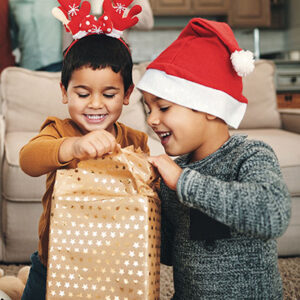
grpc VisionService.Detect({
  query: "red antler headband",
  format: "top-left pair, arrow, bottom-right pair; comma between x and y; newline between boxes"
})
52,0 -> 142,54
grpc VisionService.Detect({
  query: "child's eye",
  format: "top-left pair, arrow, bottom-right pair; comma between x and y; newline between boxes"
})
78,93 -> 89,98
160,106 -> 169,112
104,94 -> 115,98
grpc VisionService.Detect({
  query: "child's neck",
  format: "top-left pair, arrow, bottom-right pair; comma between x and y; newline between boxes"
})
190,124 -> 230,162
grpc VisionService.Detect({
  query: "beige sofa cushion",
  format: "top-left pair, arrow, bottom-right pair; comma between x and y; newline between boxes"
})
239,60 -> 281,129
3,131 -> 45,202
277,196 -> 300,256
0,68 -> 68,133
2,200 -> 42,262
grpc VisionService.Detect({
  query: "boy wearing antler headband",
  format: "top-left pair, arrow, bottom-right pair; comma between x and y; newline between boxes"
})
137,18 -> 290,299
20,1 -> 147,299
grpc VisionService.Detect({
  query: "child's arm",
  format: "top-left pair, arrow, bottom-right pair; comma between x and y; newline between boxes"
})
149,149 -> 290,240
20,120 -> 117,177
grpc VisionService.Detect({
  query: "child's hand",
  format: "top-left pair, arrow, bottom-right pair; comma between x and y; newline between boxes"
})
59,130 -> 118,162
148,154 -> 182,191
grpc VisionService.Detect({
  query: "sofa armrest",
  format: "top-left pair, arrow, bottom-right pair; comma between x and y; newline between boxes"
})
279,109 -> 300,134
0,114 -> 5,163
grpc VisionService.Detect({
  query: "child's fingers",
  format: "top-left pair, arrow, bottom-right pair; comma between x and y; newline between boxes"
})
147,155 -> 182,190
76,143 -> 98,159
85,147 -> 98,159
147,156 -> 156,165
90,131 -> 117,157
78,130 -> 119,158
115,143 -> 122,153
96,139 -> 116,157
147,155 -> 168,172
148,154 -> 170,166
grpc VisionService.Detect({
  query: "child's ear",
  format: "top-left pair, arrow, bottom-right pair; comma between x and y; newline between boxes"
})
60,82 -> 68,104
123,84 -> 134,105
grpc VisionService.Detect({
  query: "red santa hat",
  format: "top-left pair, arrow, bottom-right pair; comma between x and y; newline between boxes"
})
137,18 -> 255,129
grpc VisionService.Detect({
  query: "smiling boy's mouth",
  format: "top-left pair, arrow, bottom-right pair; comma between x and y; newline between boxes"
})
156,131 -> 172,145
84,114 -> 107,122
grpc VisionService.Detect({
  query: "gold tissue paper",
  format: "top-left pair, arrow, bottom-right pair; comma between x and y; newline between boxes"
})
46,146 -> 161,300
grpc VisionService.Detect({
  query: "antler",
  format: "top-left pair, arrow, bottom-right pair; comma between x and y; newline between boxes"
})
103,0 -> 142,32
67,1 -> 91,36
52,0 -> 142,41
52,7 -> 70,29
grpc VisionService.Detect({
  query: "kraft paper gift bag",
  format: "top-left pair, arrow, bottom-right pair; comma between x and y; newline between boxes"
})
46,146 -> 160,300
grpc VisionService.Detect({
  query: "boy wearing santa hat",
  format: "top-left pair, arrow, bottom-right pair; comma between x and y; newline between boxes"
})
137,18 -> 290,299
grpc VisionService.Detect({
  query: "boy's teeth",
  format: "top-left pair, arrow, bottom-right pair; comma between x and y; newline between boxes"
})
86,114 -> 105,120
159,132 -> 171,138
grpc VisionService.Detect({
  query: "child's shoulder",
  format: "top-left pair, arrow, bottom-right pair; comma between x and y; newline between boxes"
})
234,134 -> 276,156
176,134 -> 277,167
40,116 -> 78,135
229,134 -> 279,167
116,122 -> 148,139
40,116 -> 68,128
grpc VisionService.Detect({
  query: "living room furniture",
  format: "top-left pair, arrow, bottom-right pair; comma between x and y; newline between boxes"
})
150,0 -> 286,29
0,60 -> 299,263
275,60 -> 300,110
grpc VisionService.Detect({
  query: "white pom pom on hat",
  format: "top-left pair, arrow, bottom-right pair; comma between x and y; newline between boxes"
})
231,50 -> 255,77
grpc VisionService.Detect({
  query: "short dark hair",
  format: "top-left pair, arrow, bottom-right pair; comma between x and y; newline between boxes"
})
61,34 -> 133,92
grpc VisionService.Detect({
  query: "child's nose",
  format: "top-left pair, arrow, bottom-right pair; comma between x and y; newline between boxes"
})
89,95 -> 104,109
147,112 -> 160,126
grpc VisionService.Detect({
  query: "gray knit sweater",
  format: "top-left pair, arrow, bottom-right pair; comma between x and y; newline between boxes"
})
160,134 -> 290,300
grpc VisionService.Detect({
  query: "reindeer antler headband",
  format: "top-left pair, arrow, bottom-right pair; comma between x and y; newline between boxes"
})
52,0 -> 142,54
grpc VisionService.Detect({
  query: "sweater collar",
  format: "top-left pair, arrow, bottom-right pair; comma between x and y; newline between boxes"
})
176,134 -> 247,167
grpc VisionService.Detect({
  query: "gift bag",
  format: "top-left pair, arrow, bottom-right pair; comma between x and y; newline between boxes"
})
46,147 -> 160,299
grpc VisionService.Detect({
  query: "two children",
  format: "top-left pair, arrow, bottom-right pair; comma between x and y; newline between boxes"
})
137,18 -> 291,299
19,2 -> 290,298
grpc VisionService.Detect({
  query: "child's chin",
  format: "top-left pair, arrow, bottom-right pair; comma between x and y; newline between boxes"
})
164,148 -> 181,157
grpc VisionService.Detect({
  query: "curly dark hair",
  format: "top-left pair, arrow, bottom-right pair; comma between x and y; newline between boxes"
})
61,34 -> 133,92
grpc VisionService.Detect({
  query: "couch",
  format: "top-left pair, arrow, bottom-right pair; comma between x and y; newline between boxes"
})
0,60 -> 299,263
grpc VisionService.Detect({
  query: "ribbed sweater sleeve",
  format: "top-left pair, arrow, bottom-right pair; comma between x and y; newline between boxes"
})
176,143 -> 291,240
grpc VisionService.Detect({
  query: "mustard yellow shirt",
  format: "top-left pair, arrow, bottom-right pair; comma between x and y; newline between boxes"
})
19,117 -> 149,266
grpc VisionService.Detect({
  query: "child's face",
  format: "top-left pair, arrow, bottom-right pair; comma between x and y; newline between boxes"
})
143,91 -> 214,158
61,66 -> 132,135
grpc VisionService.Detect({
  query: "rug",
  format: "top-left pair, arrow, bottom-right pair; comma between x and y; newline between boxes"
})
1,257 -> 299,299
